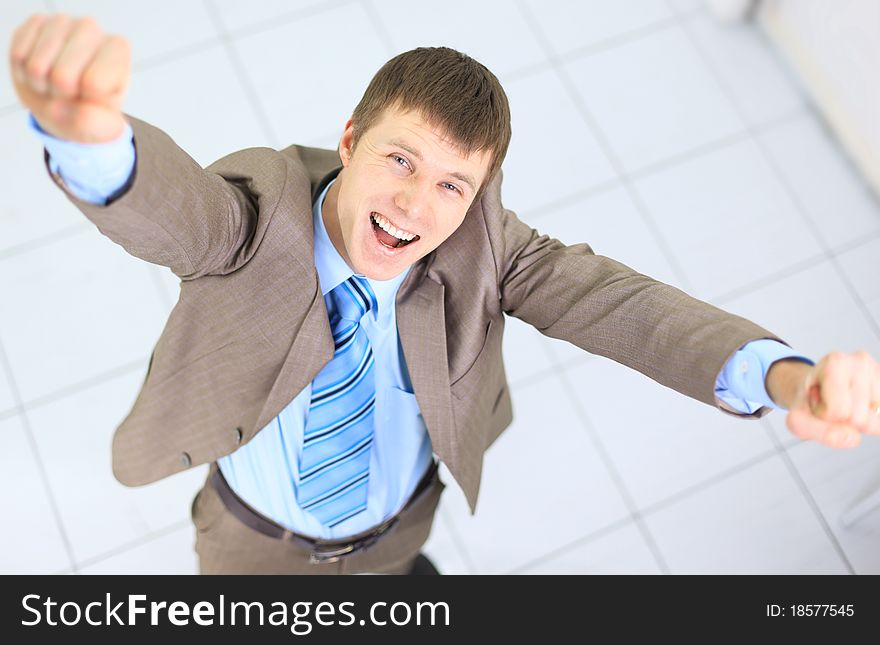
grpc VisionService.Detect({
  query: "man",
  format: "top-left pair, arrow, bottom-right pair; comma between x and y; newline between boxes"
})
9,14 -> 880,575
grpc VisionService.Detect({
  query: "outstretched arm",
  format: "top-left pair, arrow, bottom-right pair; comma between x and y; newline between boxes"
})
487,184 -> 880,448
11,13 -> 283,280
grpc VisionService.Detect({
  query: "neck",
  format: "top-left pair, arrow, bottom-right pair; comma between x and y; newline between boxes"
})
321,174 -> 354,270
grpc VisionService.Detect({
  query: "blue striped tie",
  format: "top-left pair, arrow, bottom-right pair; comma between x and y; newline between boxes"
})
296,276 -> 377,528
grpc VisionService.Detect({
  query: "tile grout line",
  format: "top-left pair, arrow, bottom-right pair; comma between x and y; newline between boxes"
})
434,505 -> 478,575
674,6 -> 880,346
73,519 -> 193,572
760,418 -> 857,573
0,103 -> 26,118
633,446 -> 778,519
0,337 -> 78,573
503,380 -> 808,573
747,1 -> 880,209
539,12 -> 683,70
674,6 -> 868,573
517,177 -> 622,223
221,0 -> 357,42
202,0 -> 281,149
549,367 -> 671,574
525,214 -> 879,313
677,5 -> 880,327
130,36 -> 226,75
22,0 -> 872,572
758,402 -> 808,453
16,356 -> 149,415
709,250 -> 831,307
636,225 -> 878,309
511,4 -> 880,327
507,354 -> 596,392
0,222 -> 92,263
126,0 -> 359,78
359,0 -> 398,58
626,106 -> 807,181
515,0 -> 724,576
516,0 -> 696,296
358,0 -> 569,88
503,360 -> 674,572
517,106 -> 807,227
547,358 -> 847,571
702,253 -> 854,311
507,514 -> 634,574
552,355 -> 797,522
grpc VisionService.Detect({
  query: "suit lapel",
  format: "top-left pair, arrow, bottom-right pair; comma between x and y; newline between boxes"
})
396,268 -> 457,473
252,163 -> 338,432
254,287 -> 335,432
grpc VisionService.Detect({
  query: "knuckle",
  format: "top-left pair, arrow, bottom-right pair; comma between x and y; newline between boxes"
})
23,12 -> 48,33
79,73 -> 103,95
25,59 -> 47,79
11,15 -> 45,61
81,68 -> 113,95
75,16 -> 101,32
10,28 -> 24,55
74,17 -> 104,43
107,34 -> 131,55
43,14 -> 70,36
48,13 -> 72,26
10,46 -> 26,65
48,67 -> 76,92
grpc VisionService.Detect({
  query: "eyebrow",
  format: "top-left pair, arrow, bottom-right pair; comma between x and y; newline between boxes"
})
388,138 -> 477,193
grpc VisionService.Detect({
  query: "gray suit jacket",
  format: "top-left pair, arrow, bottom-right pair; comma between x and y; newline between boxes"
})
44,115 -> 783,513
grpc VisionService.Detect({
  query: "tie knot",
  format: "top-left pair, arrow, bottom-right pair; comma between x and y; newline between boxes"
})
331,276 -> 377,323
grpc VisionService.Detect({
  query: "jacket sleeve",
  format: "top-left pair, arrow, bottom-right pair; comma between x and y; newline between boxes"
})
483,172 -> 786,418
41,114 -> 289,281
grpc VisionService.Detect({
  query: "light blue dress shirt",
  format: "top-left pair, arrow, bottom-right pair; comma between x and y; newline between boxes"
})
29,113 -> 815,536
217,178 -> 433,539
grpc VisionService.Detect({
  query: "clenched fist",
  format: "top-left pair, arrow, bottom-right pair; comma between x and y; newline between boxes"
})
767,351 -> 880,449
9,13 -> 131,143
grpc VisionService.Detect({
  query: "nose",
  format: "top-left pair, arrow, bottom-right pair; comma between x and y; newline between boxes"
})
394,176 -> 432,220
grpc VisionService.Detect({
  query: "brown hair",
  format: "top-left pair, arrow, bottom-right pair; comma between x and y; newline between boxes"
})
350,47 -> 512,200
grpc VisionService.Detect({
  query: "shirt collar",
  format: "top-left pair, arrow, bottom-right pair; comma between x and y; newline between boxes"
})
312,178 -> 410,319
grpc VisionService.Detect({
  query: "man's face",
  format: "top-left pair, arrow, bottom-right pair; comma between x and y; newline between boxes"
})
323,107 -> 491,281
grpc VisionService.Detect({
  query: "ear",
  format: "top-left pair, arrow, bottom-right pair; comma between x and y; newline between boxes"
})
338,118 -> 355,167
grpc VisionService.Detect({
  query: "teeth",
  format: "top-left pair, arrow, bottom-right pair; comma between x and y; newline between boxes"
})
372,213 -> 416,241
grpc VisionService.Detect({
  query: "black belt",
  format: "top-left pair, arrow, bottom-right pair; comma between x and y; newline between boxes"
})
210,460 -> 439,564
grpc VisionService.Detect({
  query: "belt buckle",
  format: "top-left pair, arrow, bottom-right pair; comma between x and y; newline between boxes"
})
309,543 -> 355,565
307,517 -> 399,564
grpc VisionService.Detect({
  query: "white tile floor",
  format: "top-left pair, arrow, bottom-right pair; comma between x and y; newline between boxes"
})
1,0 -> 878,575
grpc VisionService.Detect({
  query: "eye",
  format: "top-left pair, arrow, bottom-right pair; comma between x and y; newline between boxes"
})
441,182 -> 461,195
391,154 -> 410,170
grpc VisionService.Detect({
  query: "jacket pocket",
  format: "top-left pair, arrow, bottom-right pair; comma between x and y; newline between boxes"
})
450,318 -> 494,393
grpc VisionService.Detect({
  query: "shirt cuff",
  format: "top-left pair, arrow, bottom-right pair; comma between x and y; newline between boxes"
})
715,339 -> 815,413
28,112 -> 136,205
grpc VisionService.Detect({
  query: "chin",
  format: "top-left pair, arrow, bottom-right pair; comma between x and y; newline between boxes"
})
358,263 -> 402,282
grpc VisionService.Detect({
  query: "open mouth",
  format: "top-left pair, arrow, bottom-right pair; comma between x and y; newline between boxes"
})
370,212 -> 420,249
